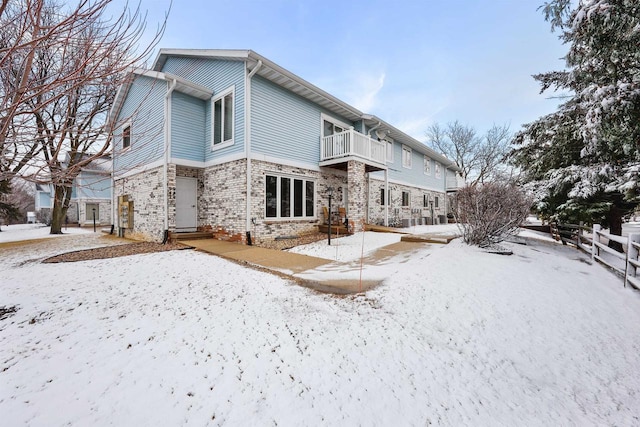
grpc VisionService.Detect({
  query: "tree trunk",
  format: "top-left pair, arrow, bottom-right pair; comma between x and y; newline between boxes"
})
607,203 -> 624,252
50,185 -> 72,234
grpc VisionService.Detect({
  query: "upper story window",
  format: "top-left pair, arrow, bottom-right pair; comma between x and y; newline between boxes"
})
321,114 -> 350,138
212,86 -> 234,150
402,145 -> 412,169
323,120 -> 344,137
122,124 -> 131,149
435,162 -> 441,179
424,155 -> 431,175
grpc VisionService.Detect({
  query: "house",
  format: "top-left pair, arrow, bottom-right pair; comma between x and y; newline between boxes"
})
109,49 -> 463,243
34,154 -> 112,226
34,183 -> 54,220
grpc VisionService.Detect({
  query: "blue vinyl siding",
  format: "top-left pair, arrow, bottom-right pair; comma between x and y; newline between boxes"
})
114,75 -> 166,174
161,57 -> 245,160
371,144 -> 446,191
171,91 -> 206,162
251,75 -> 355,166
76,172 -> 111,199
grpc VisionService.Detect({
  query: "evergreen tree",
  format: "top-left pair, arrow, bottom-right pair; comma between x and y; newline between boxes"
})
512,0 -> 640,242
0,180 -> 20,228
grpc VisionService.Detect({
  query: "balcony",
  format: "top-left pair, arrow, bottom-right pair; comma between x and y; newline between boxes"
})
447,175 -> 466,191
320,129 -> 387,171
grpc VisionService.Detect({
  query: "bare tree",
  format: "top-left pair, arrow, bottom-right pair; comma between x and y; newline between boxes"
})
1,0 -> 167,233
426,121 -> 511,185
456,180 -> 531,248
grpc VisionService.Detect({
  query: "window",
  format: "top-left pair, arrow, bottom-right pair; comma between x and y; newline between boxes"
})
402,191 -> 410,207
386,141 -> 394,163
122,125 -> 131,149
435,162 -> 441,179
323,119 -> 345,137
321,114 -> 350,138
424,155 -> 431,175
435,196 -> 439,208
380,188 -> 391,206
423,194 -> 429,207
212,87 -> 234,149
402,145 -> 412,168
265,174 -> 315,219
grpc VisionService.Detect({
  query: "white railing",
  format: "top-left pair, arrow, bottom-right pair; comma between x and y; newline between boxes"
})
321,128 -> 386,165
446,175 -> 465,191
554,222 -> 640,289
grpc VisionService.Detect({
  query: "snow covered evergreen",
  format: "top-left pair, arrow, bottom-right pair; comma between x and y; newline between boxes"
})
513,0 -> 640,234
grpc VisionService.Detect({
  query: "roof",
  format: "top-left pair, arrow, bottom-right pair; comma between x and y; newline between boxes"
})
63,152 -> 112,174
149,49 -> 461,171
109,68 -> 213,131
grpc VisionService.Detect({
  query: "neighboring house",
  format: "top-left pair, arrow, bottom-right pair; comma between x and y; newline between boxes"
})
34,154 -> 112,226
34,183 -> 53,218
109,49 -> 463,243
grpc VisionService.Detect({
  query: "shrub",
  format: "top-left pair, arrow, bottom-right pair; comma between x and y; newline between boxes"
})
455,181 -> 531,247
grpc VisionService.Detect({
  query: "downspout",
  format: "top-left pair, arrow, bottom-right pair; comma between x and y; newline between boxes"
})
164,78 -> 178,240
367,121 -> 382,137
111,147 -> 115,234
444,165 -> 448,218
245,60 -> 262,243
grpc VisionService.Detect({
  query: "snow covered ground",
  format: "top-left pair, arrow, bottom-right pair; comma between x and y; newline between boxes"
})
0,223 -> 92,244
287,224 -> 460,262
2,227 -> 640,426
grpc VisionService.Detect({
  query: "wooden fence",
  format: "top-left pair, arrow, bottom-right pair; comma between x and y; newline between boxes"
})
551,222 -> 640,290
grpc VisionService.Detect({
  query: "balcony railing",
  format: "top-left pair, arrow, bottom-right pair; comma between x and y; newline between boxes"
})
321,129 -> 386,165
447,175 -> 466,191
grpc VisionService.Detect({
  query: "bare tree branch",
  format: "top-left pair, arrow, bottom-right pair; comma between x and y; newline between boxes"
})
1,0 -> 168,233
426,121 -> 512,185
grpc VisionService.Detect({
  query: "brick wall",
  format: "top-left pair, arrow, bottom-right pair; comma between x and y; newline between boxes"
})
78,200 -> 112,225
347,160 -> 366,232
114,165 -> 166,241
201,159 -> 247,241
250,160 -> 348,244
367,177 -> 446,226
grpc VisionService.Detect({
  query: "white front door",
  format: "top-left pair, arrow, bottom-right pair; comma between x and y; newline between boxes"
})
176,177 -> 197,231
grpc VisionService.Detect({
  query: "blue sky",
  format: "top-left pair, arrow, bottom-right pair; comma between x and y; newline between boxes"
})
131,0 -> 568,140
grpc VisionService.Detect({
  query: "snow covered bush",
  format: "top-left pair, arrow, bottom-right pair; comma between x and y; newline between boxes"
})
456,181 -> 531,248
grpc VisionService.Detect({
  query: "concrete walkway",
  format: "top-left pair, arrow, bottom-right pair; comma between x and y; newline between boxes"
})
180,239 -> 331,274
181,236 -> 445,294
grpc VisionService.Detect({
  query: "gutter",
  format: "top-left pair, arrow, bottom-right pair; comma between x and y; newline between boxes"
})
245,60 -> 262,240
164,78 -> 178,234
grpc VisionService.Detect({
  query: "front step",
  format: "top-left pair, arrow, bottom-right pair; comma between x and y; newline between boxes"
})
169,231 -> 214,242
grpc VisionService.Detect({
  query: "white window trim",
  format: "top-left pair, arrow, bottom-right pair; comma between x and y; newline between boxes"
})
423,155 -> 431,176
435,161 -> 442,179
121,121 -> 132,151
402,145 -> 412,169
211,85 -> 235,151
265,173 -> 317,220
320,113 -> 351,137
